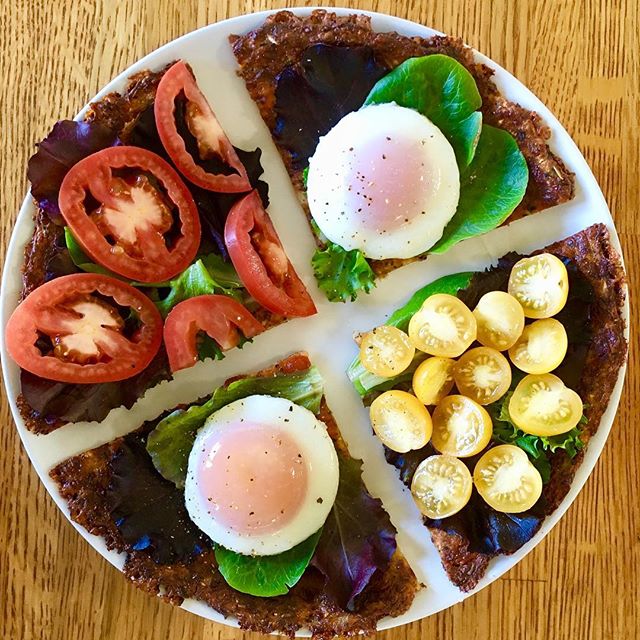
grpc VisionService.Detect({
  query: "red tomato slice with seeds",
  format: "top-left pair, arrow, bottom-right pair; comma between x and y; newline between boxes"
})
154,60 -> 251,193
163,295 -> 264,372
59,146 -> 201,283
224,190 -> 317,318
5,274 -> 163,383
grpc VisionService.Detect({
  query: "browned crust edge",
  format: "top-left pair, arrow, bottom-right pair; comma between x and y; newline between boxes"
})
230,9 -> 576,277
49,353 -> 419,638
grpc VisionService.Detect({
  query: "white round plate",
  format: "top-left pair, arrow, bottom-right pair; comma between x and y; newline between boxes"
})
0,7 -> 628,635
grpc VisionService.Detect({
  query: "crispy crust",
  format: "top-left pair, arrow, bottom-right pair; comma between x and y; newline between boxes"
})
50,353 -> 418,637
415,224 -> 626,591
230,10 -> 575,277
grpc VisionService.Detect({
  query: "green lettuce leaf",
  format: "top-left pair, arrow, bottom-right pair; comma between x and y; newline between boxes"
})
64,227 -> 113,276
312,242 -> 376,302
146,366 -> 324,487
488,390 -> 585,484
430,125 -> 529,254
135,253 -> 245,317
214,529 -> 322,597
347,272 -> 473,397
365,54 -> 483,166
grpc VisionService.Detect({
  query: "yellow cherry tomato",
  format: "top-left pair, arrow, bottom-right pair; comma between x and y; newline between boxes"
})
473,444 -> 543,513
411,455 -> 473,519
507,253 -> 569,319
508,373 -> 583,437
412,356 -> 456,405
473,291 -> 525,350
370,390 -> 433,453
431,395 -> 493,457
408,294 -> 477,357
359,325 -> 415,377
508,318 -> 568,374
453,347 -> 512,406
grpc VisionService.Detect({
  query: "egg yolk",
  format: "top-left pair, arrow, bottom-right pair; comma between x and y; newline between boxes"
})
344,133 -> 439,233
195,422 -> 308,534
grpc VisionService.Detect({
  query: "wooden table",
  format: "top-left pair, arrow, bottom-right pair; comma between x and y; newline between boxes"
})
1,1 -> 637,638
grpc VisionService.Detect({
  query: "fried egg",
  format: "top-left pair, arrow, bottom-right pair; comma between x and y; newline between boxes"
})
184,395 -> 339,556
307,103 -> 460,260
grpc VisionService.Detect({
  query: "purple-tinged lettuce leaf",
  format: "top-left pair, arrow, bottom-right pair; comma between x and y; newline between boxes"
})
108,428 -> 210,564
27,120 -> 120,222
312,455 -> 397,610
274,44 -> 389,170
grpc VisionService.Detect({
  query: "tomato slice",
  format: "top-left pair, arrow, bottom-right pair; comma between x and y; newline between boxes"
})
5,274 -> 163,383
369,390 -> 433,453
411,455 -> 473,519
408,294 -> 477,357
508,318 -> 568,374
473,291 -> 525,351
163,294 -> 264,372
508,253 -> 569,319
453,346 -> 512,405
224,190 -> 317,318
59,146 -> 201,282
508,373 -> 583,436
473,445 -> 543,513
431,395 -> 493,457
360,325 -> 415,377
154,60 -> 250,193
412,356 -> 455,406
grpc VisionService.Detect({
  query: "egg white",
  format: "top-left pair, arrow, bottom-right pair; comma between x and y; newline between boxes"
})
184,395 -> 339,556
307,103 -> 460,260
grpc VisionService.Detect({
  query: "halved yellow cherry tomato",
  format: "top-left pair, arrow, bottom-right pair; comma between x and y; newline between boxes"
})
508,373 -> 583,436
431,395 -> 493,457
473,444 -> 543,513
411,455 -> 472,519
408,294 -> 477,357
507,253 -> 569,319
370,390 -> 433,453
473,291 -> 525,350
412,357 -> 456,405
508,318 -> 568,374
453,347 -> 512,405
359,325 -> 415,377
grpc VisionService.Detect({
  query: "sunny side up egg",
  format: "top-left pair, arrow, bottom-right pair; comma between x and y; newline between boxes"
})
307,103 -> 460,260
184,395 -> 339,556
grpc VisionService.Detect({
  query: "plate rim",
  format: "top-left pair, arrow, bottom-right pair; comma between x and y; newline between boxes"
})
0,5 -> 629,635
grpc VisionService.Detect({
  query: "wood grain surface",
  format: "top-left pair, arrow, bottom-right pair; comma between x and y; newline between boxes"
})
0,1 -> 638,639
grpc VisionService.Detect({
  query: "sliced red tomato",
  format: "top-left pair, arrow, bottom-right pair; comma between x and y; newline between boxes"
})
164,295 -> 264,372
224,190 -> 317,318
59,146 -> 201,282
5,274 -> 163,383
154,60 -> 250,193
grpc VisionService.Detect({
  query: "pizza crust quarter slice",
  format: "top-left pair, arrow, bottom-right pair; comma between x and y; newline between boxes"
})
50,353 -> 419,637
230,9 -> 575,297
348,223 -> 626,590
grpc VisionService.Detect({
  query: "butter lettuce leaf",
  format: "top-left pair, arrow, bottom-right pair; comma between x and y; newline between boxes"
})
146,366 -> 324,487
365,54 -> 482,166
312,242 -> 376,302
64,227 -> 115,276
431,124 -> 529,254
347,272 -> 474,397
215,529 -> 322,597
